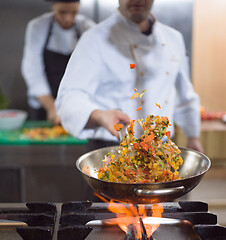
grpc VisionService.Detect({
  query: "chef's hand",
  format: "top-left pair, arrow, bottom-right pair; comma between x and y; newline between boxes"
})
87,109 -> 130,138
187,137 -> 204,153
38,95 -> 61,125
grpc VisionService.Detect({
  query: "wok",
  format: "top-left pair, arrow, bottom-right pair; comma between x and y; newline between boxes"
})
76,146 -> 211,203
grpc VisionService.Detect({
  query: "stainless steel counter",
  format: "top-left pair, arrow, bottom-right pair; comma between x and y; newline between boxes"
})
0,140 -> 118,203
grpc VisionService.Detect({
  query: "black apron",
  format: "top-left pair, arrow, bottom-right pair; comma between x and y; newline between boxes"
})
29,17 -> 80,120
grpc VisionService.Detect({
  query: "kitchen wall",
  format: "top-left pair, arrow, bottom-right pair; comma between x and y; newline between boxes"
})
0,0 -> 193,112
192,0 -> 226,111
0,0 -> 51,111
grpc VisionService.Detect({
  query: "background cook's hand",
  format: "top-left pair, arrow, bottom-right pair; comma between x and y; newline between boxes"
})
38,95 -> 61,125
87,109 -> 130,138
47,107 -> 61,125
187,137 -> 204,153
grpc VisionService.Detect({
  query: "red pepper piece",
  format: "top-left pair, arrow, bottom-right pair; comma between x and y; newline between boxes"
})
166,131 -> 171,138
130,64 -> 136,69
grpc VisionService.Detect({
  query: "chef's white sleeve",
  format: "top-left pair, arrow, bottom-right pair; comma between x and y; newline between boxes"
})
56,30 -> 103,138
174,34 -> 201,138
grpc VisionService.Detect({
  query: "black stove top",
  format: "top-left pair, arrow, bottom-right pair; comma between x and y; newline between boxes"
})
0,201 -> 226,240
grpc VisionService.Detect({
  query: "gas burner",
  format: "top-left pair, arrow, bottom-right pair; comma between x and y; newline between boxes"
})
0,201 -> 226,240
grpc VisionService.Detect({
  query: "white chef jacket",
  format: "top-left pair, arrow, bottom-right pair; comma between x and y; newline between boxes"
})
56,10 -> 201,142
21,12 -> 95,108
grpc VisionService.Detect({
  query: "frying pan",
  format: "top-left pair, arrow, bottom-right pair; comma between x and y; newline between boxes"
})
76,146 -> 211,203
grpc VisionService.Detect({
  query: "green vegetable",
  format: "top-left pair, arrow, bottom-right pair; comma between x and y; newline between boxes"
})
105,172 -> 109,179
0,87 -> 9,109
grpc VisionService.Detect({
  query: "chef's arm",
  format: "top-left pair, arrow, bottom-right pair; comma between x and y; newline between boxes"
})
174,34 -> 204,153
86,109 -> 130,138
38,95 -> 61,125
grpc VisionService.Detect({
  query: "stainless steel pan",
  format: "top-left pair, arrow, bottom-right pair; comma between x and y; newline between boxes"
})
76,146 -> 211,203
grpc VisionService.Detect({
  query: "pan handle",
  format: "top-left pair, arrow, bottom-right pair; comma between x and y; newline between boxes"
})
134,186 -> 185,197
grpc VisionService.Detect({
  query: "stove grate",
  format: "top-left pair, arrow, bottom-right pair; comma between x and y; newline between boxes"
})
0,201 -> 225,240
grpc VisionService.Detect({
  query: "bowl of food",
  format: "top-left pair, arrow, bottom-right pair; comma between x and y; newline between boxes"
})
0,109 -> 28,130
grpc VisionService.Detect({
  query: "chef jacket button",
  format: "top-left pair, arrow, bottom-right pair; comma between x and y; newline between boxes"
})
140,72 -> 144,76
134,44 -> 138,48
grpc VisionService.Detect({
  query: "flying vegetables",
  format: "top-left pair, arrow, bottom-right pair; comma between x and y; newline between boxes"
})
97,89 -> 183,184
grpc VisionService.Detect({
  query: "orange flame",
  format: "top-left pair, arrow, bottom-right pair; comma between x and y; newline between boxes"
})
94,193 -> 164,238
143,204 -> 164,237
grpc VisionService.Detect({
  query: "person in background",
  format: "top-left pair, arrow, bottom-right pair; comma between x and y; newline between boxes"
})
21,0 -> 95,124
56,0 -> 203,153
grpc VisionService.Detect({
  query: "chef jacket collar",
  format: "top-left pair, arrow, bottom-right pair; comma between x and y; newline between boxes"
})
116,9 -> 156,33
142,14 -> 156,35
116,10 -> 165,45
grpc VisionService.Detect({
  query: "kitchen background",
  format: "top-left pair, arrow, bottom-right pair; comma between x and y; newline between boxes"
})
0,0 -> 194,112
0,0 -> 226,226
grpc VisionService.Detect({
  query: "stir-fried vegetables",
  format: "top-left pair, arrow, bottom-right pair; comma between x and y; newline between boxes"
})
98,115 -> 183,183
130,89 -> 146,100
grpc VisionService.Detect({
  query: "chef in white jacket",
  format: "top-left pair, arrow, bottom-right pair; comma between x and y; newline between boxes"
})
21,0 -> 95,124
56,0 -> 203,152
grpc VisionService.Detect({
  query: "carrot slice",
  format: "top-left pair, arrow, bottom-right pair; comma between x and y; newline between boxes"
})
140,142 -> 149,151
133,142 -> 139,150
145,132 -> 155,142
130,92 -> 140,99
136,106 -> 142,111
166,131 -> 171,138
156,102 -> 161,108
114,123 -> 124,131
